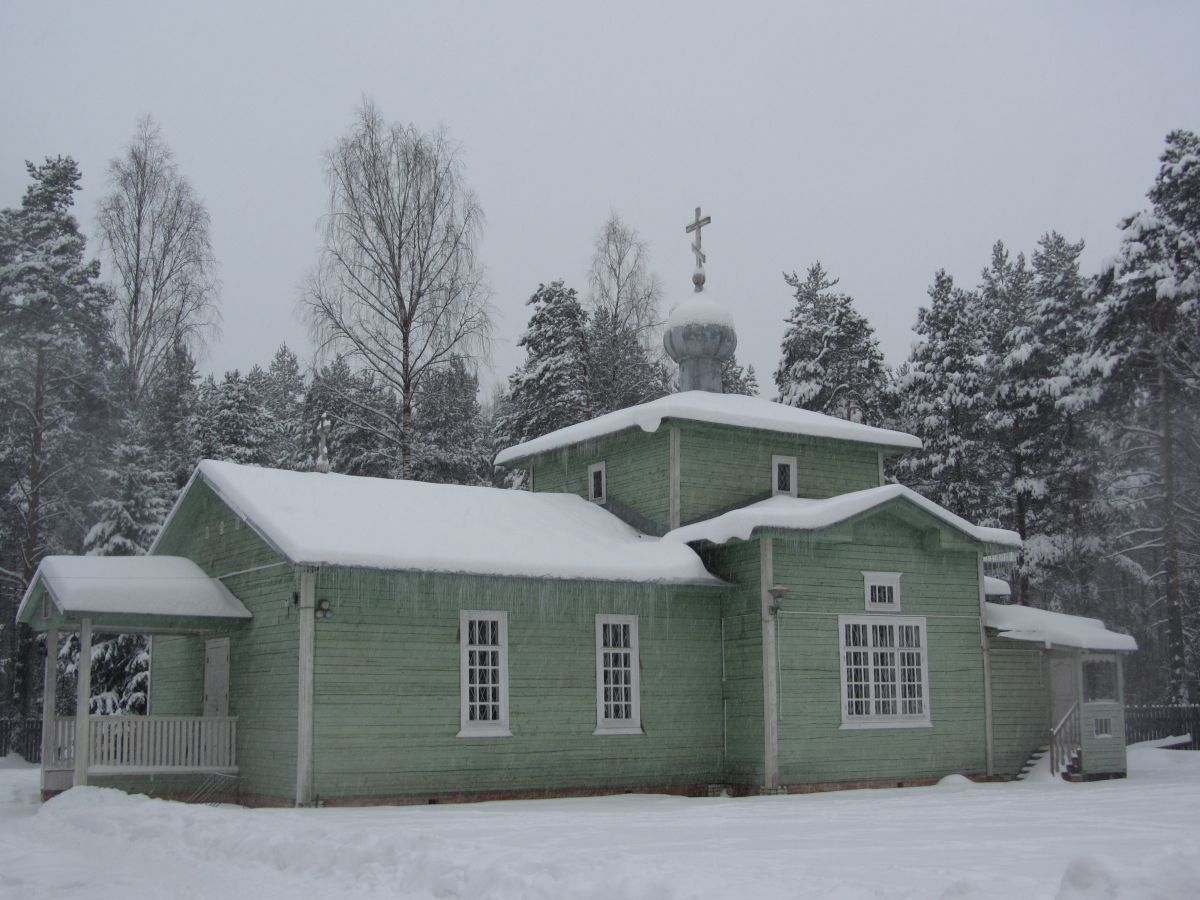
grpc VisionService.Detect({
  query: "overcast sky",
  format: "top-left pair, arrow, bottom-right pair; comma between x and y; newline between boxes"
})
3,1 -> 1198,396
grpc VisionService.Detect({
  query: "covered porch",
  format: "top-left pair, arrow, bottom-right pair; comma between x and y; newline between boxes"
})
17,555 -> 252,796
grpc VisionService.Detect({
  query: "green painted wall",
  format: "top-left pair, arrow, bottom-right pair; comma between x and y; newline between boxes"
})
310,568 -> 725,801
987,638 -> 1049,776
766,510 -> 989,785
148,477 -> 299,802
700,540 -> 764,784
528,427 -> 670,531
678,421 -> 884,525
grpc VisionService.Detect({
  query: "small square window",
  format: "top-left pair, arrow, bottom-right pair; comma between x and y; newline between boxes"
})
863,572 -> 901,611
772,455 -> 797,497
1094,717 -> 1113,738
588,462 -> 606,504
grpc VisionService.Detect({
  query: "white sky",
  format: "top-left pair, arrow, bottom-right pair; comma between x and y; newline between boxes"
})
3,1 -> 1198,395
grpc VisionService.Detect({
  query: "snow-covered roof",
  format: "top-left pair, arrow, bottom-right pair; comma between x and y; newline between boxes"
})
180,460 -> 720,585
17,555 -> 251,624
494,391 -> 922,465
984,601 -> 1137,652
662,485 -> 1022,549
984,576 -> 1011,596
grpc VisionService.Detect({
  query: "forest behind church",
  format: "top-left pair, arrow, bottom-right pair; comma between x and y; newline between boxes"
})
0,109 -> 1197,722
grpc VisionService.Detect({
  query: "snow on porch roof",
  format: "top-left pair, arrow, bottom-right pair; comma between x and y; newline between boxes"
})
661,485 -> 1022,550
185,460 -> 721,585
984,601 -> 1137,652
494,391 -> 922,466
16,555 -> 251,624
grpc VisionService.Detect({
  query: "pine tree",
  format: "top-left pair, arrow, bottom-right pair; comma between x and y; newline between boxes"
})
1088,130 -> 1200,701
192,371 -> 271,466
0,157 -> 114,717
144,339 -> 199,488
775,263 -> 888,423
586,307 -> 672,416
895,271 -> 994,519
246,344 -> 307,470
503,281 -> 592,442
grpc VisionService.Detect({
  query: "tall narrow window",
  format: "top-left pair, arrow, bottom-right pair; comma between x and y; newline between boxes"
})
594,614 -> 641,734
588,461 -> 607,504
839,615 -> 930,728
771,455 -> 797,497
458,610 -> 510,737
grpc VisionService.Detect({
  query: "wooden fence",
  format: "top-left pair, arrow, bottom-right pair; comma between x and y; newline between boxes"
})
1124,704 -> 1200,748
0,718 -> 42,763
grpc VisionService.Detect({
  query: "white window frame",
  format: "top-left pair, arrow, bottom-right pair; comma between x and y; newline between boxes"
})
838,614 -> 931,729
458,610 -> 511,737
594,614 -> 642,735
862,571 -> 902,611
771,455 -> 798,497
1093,717 -> 1113,739
588,461 -> 607,504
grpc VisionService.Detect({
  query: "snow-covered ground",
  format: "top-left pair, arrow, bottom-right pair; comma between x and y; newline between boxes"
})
1,744 -> 1197,900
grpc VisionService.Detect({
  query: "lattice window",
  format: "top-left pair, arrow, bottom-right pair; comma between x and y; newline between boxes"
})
862,571 -> 901,611
595,614 -> 641,733
1094,717 -> 1113,738
839,615 -> 930,727
459,611 -> 510,736
772,455 -> 797,497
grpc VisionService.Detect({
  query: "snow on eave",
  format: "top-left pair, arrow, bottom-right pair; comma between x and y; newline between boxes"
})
17,555 -> 251,624
662,484 -> 1022,550
984,601 -> 1137,652
494,391 -> 922,466
182,460 -> 722,586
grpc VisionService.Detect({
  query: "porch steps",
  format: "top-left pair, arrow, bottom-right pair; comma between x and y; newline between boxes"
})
1014,745 -> 1049,781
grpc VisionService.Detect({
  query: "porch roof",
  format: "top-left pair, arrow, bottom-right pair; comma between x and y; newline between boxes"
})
984,601 -> 1137,652
16,555 -> 251,634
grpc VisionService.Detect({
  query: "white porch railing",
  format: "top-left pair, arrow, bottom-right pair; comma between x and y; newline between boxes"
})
1050,701 -> 1080,777
45,716 -> 237,775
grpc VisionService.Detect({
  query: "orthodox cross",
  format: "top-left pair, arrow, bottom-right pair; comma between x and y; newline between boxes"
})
315,413 -> 331,474
685,206 -> 711,269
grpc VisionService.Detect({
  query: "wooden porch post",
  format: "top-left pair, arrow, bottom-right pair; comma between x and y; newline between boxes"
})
296,567 -> 316,807
977,554 -> 995,777
40,628 -> 58,786
73,618 -> 92,787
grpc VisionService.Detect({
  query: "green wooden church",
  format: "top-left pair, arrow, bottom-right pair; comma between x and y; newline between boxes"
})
18,227 -> 1136,806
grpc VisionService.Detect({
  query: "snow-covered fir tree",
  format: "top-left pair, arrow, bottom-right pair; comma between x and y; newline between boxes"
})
503,281 -> 592,443
0,157 -> 114,717
721,356 -> 759,396
412,358 -> 490,485
774,263 -> 888,423
303,357 -> 401,478
585,307 -> 672,416
895,270 -> 994,520
246,344 -> 308,471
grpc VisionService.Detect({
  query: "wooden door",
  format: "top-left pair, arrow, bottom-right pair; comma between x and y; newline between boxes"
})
203,637 -> 230,717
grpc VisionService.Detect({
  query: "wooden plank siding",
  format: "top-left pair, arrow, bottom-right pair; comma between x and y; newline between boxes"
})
309,568 -> 726,802
677,421 -> 886,525
765,510 -> 990,785
148,477 -> 299,802
1081,702 -> 1127,775
986,637 -> 1050,776
700,540 -> 764,785
527,427 -> 671,531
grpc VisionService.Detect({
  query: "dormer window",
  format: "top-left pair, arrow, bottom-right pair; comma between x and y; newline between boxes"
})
772,455 -> 797,497
588,462 -> 607,504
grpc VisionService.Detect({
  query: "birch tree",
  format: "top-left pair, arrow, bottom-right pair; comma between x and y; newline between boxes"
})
97,116 -> 218,406
303,102 -> 492,479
